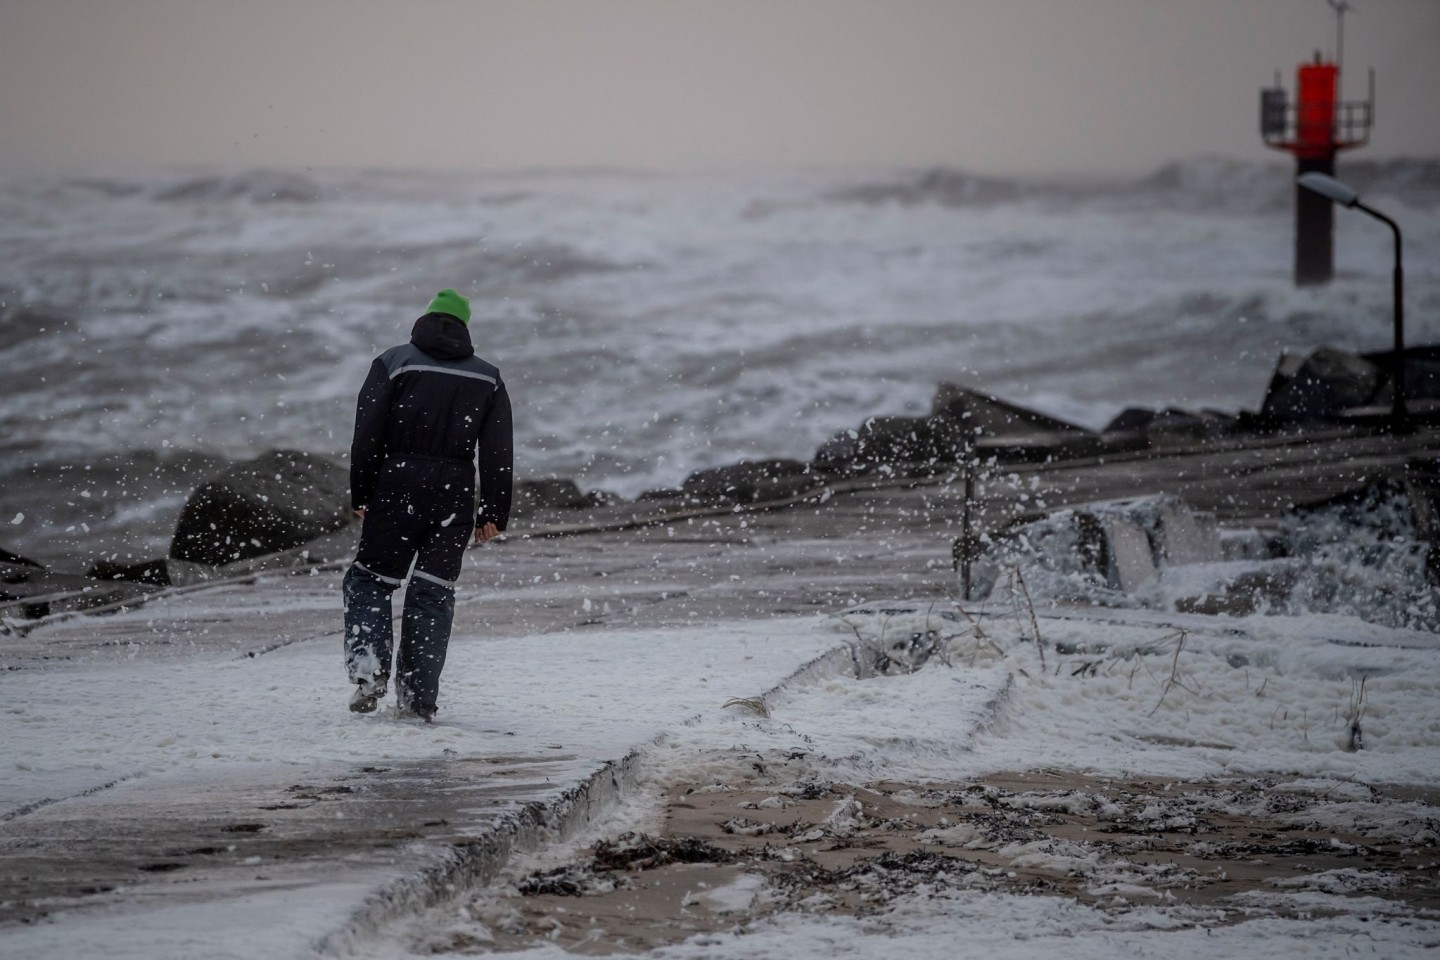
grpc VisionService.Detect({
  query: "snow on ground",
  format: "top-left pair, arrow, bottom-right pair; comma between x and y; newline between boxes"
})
5,593 -> 1440,958
5,882 -> 384,960
355,602 -> 1440,959
638,603 -> 1440,790
0,611 -> 836,820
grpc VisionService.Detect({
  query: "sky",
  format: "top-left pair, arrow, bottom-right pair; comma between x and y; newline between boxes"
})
1,0 -> 1437,178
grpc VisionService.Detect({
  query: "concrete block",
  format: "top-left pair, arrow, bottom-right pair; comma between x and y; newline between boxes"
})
1102,517 -> 1158,592
1153,500 -> 1222,566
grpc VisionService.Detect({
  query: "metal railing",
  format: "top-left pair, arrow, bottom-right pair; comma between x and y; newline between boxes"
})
1261,99 -> 1373,148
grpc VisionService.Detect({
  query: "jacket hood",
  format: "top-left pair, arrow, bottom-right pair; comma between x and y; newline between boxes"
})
411,312 -> 475,361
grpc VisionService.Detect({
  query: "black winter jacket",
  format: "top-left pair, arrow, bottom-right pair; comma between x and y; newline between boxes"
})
350,313 -> 513,530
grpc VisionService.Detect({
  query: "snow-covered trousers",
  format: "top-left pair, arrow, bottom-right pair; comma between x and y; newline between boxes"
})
342,456 -> 471,712
343,565 -> 455,711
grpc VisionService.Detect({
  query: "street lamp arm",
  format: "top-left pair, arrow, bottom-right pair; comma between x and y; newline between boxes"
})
1294,172 -> 1409,430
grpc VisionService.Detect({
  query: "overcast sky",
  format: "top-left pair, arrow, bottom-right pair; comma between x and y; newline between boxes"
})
2,0 -> 1436,177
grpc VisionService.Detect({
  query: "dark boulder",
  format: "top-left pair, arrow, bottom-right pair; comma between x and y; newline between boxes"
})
512,478 -> 614,517
1367,346 -> 1440,403
0,545 -> 44,570
86,557 -> 174,586
816,384 -> 1103,475
1104,407 -> 1159,434
1,546 -> 47,611
681,459 -> 817,505
1144,408 -> 1237,445
170,450 -> 351,566
934,383 -> 1111,462
1261,347 -> 1383,425
813,415 -> 970,476
931,383 -> 1090,437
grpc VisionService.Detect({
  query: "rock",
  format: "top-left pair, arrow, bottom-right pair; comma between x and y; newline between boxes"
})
512,478 -> 603,517
931,383 -> 1090,437
1105,407 -> 1236,445
682,459 -> 817,505
169,450 -> 351,566
0,545 -> 44,570
1367,346 -> 1440,403
936,383 -> 1113,462
87,558 -> 173,586
813,415 -> 970,475
816,385 -> 1107,475
1261,347 -> 1384,425
83,556 -> 219,588
1145,409 -> 1236,446
1104,407 -> 1159,434
0,546 -> 46,600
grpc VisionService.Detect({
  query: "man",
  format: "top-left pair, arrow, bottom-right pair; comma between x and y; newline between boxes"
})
343,288 -> 513,721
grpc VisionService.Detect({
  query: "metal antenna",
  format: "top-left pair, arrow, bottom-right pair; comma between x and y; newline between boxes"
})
1328,0 -> 1353,75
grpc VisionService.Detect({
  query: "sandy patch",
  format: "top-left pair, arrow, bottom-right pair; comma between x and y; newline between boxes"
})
427,771 -> 1440,954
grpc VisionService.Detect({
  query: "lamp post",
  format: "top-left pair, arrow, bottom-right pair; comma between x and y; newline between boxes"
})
1297,171 -> 1408,430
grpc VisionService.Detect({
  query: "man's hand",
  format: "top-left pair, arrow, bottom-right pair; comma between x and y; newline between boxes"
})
474,522 -> 500,543
354,508 -> 367,520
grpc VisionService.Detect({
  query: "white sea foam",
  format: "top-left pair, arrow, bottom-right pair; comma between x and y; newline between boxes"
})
2,161 -> 1437,561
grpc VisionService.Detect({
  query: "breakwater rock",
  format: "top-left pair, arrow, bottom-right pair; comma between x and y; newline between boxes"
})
170,450 -> 352,567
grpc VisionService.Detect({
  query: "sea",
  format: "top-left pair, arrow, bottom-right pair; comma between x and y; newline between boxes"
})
1,157 -> 1437,567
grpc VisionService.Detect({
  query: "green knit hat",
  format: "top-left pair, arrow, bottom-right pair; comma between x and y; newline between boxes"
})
425,288 -> 470,325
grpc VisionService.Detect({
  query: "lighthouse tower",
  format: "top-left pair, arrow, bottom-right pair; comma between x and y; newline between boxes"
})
1260,4 -> 1374,286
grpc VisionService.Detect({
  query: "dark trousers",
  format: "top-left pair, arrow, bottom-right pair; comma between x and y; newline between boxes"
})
343,457 -> 472,712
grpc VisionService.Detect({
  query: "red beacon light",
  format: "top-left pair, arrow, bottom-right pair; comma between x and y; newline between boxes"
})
1260,1 -> 1377,287
1261,53 -> 1374,161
